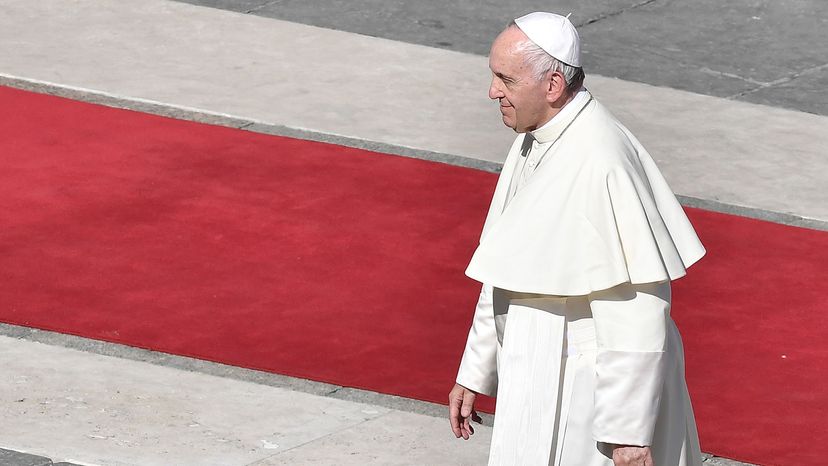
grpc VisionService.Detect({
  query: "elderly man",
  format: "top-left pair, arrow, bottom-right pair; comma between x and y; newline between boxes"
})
448,12 -> 706,466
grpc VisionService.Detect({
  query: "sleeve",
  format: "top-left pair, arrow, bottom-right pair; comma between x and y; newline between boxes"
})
455,284 -> 499,397
589,281 -> 670,447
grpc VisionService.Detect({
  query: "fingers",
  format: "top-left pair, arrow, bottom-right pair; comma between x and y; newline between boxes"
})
462,415 -> 473,439
611,446 -> 653,466
449,384 -> 478,440
460,391 -> 475,418
449,394 -> 462,438
471,410 -> 482,424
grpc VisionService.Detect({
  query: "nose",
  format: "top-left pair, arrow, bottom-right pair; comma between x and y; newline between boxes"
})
489,77 -> 505,100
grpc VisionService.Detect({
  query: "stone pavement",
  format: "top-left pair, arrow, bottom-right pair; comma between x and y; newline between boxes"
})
0,328 -> 489,465
0,326 -> 751,466
176,0 -> 828,117
0,0 -> 824,464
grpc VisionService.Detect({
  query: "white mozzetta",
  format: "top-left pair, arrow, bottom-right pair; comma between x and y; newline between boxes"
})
465,93 -> 706,296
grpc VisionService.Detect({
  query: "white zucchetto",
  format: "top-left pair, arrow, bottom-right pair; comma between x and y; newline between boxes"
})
514,12 -> 581,67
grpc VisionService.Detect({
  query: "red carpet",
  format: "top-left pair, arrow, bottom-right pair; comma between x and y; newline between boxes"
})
1,86 -> 826,465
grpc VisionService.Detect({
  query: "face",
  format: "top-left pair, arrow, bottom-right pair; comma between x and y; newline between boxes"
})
488,27 -> 558,133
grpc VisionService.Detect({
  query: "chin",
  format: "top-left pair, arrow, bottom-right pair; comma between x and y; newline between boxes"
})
501,115 -> 516,130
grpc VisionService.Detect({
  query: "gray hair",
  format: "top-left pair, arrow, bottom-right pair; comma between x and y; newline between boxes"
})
507,22 -> 585,91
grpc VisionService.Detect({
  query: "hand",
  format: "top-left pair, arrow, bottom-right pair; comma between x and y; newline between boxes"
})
612,445 -> 654,466
448,383 -> 482,440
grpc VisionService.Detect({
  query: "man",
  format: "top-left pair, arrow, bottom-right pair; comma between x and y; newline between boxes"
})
448,12 -> 706,466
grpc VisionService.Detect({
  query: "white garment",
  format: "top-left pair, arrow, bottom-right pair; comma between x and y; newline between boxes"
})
466,92 -> 705,295
456,91 -> 705,465
457,283 -> 703,465
508,88 -> 590,203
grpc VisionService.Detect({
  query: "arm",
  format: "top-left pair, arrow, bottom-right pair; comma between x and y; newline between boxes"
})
456,284 -> 498,396
589,281 -> 670,464
450,284 -> 498,439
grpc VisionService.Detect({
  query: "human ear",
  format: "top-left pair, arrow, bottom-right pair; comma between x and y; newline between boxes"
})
545,71 -> 567,104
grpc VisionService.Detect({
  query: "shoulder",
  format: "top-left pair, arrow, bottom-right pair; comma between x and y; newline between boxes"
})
567,99 -> 643,175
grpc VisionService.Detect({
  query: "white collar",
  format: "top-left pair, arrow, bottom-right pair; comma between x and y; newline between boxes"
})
530,87 -> 589,143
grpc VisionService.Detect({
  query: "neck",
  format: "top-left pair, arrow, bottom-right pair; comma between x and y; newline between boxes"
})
532,89 -> 579,131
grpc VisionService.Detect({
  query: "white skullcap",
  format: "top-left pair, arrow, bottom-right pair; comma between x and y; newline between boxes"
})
514,12 -> 581,67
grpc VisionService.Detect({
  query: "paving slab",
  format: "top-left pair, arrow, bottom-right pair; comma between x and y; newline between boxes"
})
247,0 -> 637,52
0,336 -> 392,466
578,0 -> 828,102
0,449 -> 52,466
739,65 -> 828,116
175,0 -> 270,13
251,410 -> 491,465
177,0 -> 828,116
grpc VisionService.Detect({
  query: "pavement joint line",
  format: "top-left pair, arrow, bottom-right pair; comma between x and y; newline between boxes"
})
726,62 -> 828,101
243,412 -> 397,465
576,0 -> 658,27
244,0 -> 281,15
699,67 -> 766,86
0,322 -> 756,466
2,72 -> 826,234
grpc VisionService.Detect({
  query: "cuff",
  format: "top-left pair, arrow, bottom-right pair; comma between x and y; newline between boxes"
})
592,349 -> 666,446
456,351 -> 498,397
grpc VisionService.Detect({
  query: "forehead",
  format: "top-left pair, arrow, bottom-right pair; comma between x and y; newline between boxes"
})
489,27 -> 528,73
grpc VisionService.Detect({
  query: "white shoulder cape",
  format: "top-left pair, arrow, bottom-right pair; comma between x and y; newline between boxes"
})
465,96 -> 705,296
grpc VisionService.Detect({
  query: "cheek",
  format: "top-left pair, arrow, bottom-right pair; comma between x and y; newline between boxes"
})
507,96 -> 524,116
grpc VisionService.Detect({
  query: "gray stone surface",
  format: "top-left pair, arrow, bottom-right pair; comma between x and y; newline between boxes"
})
740,64 -> 828,115
250,0 -> 638,52
703,454 -> 758,466
0,335 -> 393,466
579,0 -> 828,102
176,0 -> 828,116
175,0 -> 271,13
249,410 -> 491,465
0,449 -> 51,466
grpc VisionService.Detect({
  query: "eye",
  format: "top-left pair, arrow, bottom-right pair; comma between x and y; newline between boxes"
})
498,74 -> 516,86
494,72 -> 508,82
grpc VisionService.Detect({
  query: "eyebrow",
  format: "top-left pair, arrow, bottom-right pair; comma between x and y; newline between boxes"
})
495,72 -> 516,83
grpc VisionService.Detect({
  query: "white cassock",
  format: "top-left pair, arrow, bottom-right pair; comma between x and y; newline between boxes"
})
456,89 -> 706,466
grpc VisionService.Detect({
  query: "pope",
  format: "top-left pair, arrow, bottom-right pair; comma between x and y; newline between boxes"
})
448,12 -> 706,466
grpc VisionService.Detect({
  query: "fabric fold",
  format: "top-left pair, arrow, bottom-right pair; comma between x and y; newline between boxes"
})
465,97 -> 705,296
592,349 -> 667,446
488,304 -> 566,466
456,284 -> 499,396
589,281 -> 672,447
